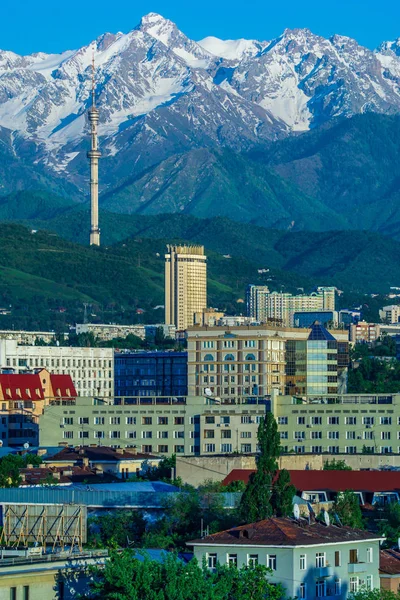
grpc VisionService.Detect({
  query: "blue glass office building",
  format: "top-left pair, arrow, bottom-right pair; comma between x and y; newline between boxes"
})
114,351 -> 188,397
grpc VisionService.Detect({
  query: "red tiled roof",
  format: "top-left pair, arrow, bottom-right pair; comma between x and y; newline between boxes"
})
49,374 -> 77,398
0,372 -> 76,401
380,549 -> 400,575
223,469 -> 400,493
188,517 -> 382,547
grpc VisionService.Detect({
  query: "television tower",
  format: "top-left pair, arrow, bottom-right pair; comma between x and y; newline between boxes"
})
88,49 -> 101,246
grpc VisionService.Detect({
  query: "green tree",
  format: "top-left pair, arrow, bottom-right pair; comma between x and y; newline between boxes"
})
350,589 -> 400,600
89,510 -> 147,549
0,453 -> 43,488
239,414 -> 295,522
378,502 -> 400,548
323,459 -> 352,471
331,490 -> 364,529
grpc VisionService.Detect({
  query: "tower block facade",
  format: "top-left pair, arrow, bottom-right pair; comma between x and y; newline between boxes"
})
88,56 -> 101,246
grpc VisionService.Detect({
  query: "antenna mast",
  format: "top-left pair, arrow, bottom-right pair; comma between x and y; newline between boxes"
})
88,44 -> 101,247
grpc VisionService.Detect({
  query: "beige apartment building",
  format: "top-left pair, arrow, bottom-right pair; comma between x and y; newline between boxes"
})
165,245 -> 207,331
187,325 -> 349,400
0,340 -> 114,397
273,392 -> 400,455
349,322 -> 381,344
38,395 -> 266,456
247,286 -> 336,326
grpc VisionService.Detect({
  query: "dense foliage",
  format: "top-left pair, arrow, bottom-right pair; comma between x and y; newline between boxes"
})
330,491 -> 364,529
0,453 -> 42,488
323,460 -> 352,471
239,414 -> 295,521
86,550 -> 286,600
377,502 -> 400,548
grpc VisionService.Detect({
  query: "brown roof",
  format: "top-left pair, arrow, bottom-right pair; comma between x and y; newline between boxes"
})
380,549 -> 400,575
223,469 -> 400,493
47,446 -> 159,463
189,518 -> 382,547
20,465 -> 105,486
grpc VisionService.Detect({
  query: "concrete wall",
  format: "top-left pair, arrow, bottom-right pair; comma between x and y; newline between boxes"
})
177,452 -> 400,487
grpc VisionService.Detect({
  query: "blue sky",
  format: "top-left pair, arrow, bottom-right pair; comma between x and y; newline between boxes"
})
4,0 -> 400,55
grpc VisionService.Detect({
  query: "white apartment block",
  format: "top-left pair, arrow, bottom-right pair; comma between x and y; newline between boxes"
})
247,286 -> 336,326
0,340 -> 114,397
379,305 -> 400,324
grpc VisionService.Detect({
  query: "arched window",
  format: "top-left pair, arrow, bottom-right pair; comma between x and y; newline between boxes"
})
224,354 -> 235,361
245,353 -> 256,361
203,354 -> 214,361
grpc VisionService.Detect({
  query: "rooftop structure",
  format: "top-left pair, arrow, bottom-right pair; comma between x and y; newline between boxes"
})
380,549 -> 400,592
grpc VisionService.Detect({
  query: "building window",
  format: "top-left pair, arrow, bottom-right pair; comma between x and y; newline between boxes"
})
207,553 -> 217,569
63,417 -> 73,425
362,417 -> 374,426
311,431 -> 322,439
79,431 -> 89,438
221,443 -> 232,453
349,549 -> 358,564
158,417 -> 168,425
63,431 -> 73,439
327,416 -> 339,425
227,554 -> 237,567
126,417 -> 136,425
381,432 -> 391,440
10,589 -> 17,600
158,445 -> 168,453
204,444 -> 215,453
297,417 -> 305,425
299,554 -> 306,570
248,554 -> 258,566
174,445 -> 184,453
142,445 -> 153,453
310,416 -> 322,425
278,417 -> 288,425
110,431 -> 120,439
299,583 -> 307,599
174,417 -> 184,425
349,577 -> 358,593
204,430 -> 215,439
142,431 -> 152,439
110,417 -> 120,425
380,417 -> 392,425
315,580 -> 326,598
345,446 -> 357,454
266,555 -> 277,570
346,431 -> 356,440
78,417 -> 89,425
94,417 -> 105,425
366,575 -> 373,590
367,547 -> 373,563
241,416 -> 251,424
279,432 -> 287,439
221,430 -> 232,439
127,431 -> 136,439
241,444 -> 251,453
23,587 -> 29,600
295,431 -> 306,440
335,551 -> 341,567
345,416 -> 356,425
205,416 -> 215,424
315,552 -> 326,568
334,579 -> 341,596
142,417 -> 152,425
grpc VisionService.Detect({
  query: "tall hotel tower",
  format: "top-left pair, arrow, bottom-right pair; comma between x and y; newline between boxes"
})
165,245 -> 207,330
88,52 -> 101,246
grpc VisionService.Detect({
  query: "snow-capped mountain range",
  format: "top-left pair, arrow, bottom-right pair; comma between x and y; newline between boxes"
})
1,12 -> 400,191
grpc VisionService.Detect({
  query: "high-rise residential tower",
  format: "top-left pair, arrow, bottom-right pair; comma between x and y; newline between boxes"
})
165,245 -> 207,331
88,52 -> 101,246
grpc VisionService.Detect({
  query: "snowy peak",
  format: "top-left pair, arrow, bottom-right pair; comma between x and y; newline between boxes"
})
198,36 -> 267,61
137,12 -> 177,45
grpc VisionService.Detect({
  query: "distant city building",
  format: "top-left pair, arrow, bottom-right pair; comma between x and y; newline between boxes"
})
194,308 -> 225,327
114,351 -> 188,397
0,339 -> 114,398
75,323 -> 175,341
339,309 -> 361,326
186,323 -> 348,401
349,322 -> 381,344
165,245 -> 207,330
379,305 -> 400,324
0,330 -> 59,345
247,285 -> 336,326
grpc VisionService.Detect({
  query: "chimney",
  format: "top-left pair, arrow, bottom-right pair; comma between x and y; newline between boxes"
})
58,442 -> 69,447
53,472 -> 61,480
37,449 -> 47,456
116,448 -> 124,455
82,457 -> 89,467
26,464 -> 33,469
20,473 -> 26,482
129,447 -> 137,456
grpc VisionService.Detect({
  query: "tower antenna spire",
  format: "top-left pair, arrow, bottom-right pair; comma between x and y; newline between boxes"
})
91,45 -> 96,108
88,42 -> 101,247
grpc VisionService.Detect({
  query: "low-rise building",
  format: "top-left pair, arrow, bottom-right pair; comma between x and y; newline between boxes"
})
189,517 -> 382,599
38,395 -> 267,456
349,322 -> 381,344
380,549 -> 400,592
114,351 -> 187,397
0,339 -> 114,397
44,445 -> 161,479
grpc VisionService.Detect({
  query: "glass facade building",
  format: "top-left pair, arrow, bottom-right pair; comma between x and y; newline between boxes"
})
114,351 -> 188,397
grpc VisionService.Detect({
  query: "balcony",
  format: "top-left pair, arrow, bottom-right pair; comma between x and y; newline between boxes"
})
316,566 -> 333,577
348,563 -> 366,574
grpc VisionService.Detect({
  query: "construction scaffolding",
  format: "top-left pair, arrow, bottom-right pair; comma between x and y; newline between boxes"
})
0,504 -> 87,551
